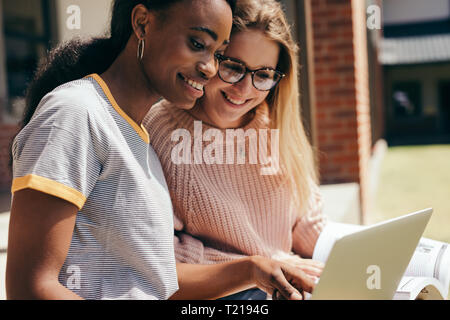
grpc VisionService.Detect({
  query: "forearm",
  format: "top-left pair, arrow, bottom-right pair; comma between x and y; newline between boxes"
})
174,231 -> 246,264
292,212 -> 327,258
170,257 -> 255,300
292,181 -> 327,258
292,229 -> 319,258
36,282 -> 83,300
6,276 -> 83,300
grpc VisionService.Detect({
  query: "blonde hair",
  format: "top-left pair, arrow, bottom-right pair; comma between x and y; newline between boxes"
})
233,0 -> 318,215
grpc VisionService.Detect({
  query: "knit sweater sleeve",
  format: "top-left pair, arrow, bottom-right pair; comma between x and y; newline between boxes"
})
173,216 -> 248,264
291,182 -> 328,258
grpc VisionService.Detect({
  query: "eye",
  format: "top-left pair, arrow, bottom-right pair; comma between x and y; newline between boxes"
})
214,53 -> 227,66
224,61 -> 245,74
256,71 -> 272,79
190,38 -> 205,50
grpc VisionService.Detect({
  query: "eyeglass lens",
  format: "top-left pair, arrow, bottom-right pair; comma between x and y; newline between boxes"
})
218,60 -> 281,91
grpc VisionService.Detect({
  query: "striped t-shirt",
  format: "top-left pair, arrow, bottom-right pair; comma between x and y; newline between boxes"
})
11,74 -> 178,299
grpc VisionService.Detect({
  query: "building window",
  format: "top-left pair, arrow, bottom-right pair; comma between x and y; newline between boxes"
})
392,81 -> 422,118
2,0 -> 52,121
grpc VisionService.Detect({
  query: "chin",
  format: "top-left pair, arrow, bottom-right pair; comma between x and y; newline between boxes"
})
166,96 -> 197,110
219,113 -> 246,127
177,101 -> 197,110
225,109 -> 250,122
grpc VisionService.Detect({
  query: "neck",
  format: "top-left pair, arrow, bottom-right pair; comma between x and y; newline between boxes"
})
100,48 -> 160,125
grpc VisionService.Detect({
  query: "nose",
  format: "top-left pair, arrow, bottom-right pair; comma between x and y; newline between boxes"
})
197,55 -> 218,80
233,73 -> 253,95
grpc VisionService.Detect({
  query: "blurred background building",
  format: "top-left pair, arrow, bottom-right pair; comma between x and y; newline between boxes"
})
0,0 -> 112,193
0,0 -> 449,223
380,0 -> 450,145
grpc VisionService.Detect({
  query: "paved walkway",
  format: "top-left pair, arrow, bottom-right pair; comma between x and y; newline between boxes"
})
0,192 -> 10,300
0,212 -> 9,300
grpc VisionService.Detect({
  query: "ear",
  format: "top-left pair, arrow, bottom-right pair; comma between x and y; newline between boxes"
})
131,4 -> 156,39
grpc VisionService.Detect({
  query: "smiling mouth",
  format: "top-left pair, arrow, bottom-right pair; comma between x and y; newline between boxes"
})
179,74 -> 204,91
222,91 -> 248,106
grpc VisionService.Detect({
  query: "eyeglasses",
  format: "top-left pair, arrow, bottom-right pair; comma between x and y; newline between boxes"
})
215,54 -> 285,91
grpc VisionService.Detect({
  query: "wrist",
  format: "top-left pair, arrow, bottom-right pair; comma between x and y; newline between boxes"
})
220,256 -> 257,294
247,255 -> 262,285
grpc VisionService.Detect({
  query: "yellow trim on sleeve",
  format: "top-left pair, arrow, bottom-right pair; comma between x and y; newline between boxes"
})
86,73 -> 150,144
11,174 -> 86,210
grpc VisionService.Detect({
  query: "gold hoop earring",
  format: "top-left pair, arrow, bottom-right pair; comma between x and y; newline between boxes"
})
137,38 -> 145,61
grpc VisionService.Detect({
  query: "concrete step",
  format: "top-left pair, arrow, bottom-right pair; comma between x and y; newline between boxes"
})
0,213 -> 9,251
0,252 -> 5,300
0,212 -> 9,300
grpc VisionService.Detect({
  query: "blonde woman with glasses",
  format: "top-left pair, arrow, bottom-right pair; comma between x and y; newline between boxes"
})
144,0 -> 327,300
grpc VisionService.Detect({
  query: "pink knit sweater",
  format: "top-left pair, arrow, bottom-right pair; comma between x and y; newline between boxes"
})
143,100 -> 327,264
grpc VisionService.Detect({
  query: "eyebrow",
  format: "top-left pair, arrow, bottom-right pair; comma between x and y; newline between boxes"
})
190,27 -> 230,45
225,55 -> 277,71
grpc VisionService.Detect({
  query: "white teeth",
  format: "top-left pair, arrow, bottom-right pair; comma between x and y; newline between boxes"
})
182,75 -> 203,91
224,92 -> 246,105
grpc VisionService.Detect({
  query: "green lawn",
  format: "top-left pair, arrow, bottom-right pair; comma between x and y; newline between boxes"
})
370,144 -> 450,243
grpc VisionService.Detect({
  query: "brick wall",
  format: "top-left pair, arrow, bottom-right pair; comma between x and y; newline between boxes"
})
0,124 -> 19,192
310,0 -> 373,220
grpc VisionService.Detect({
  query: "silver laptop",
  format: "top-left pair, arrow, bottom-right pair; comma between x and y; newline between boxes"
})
309,208 -> 433,300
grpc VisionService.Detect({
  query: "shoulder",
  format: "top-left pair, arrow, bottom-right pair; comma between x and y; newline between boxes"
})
38,77 -> 104,113
144,100 -> 177,130
143,100 -> 194,165
16,77 -> 110,150
143,99 -> 194,140
32,77 -> 107,129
